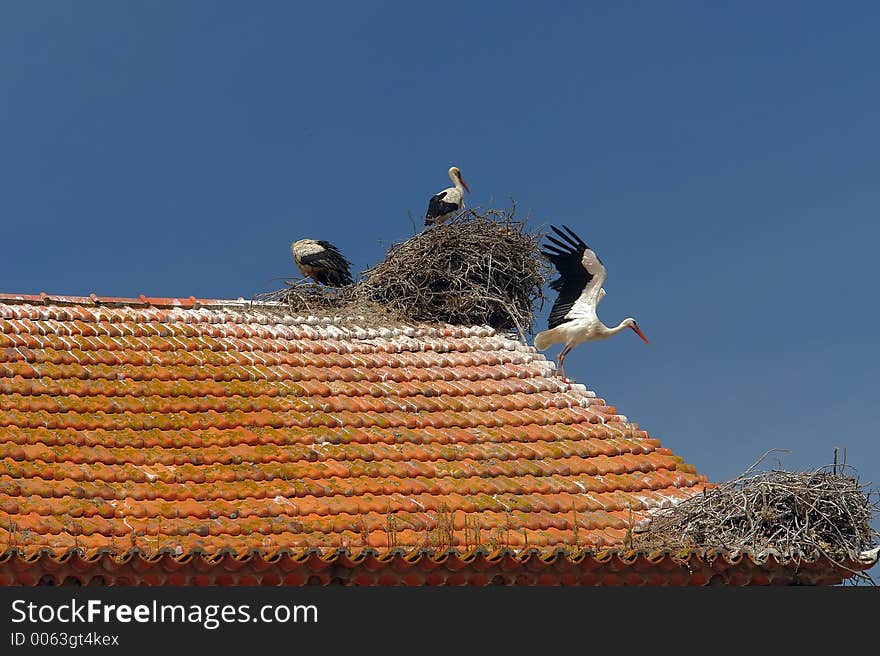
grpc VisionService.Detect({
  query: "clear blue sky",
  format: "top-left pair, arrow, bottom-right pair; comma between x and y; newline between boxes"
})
2,2 -> 878,522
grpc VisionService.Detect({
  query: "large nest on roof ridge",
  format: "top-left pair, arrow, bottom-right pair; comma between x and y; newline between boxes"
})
358,208 -> 550,335
254,207 -> 551,336
632,465 -> 879,576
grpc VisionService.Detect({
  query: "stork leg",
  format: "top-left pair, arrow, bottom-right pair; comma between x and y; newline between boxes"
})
557,344 -> 573,382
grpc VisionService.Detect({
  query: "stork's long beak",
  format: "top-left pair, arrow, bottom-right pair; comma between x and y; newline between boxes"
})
631,324 -> 650,344
460,177 -> 470,193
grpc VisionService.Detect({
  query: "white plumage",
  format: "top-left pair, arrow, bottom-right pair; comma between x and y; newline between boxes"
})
290,239 -> 354,287
534,225 -> 649,381
424,166 -> 470,225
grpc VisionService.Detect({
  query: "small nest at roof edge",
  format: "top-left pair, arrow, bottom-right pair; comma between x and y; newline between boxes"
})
253,281 -> 404,329
254,207 -> 552,337
632,464 -> 879,579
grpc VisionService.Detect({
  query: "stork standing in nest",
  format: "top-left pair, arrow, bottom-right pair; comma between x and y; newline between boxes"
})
424,166 -> 470,226
290,239 -> 354,287
535,225 -> 649,382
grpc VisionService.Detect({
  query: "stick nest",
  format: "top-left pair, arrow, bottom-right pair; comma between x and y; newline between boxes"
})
254,207 -> 551,336
633,466 -> 879,572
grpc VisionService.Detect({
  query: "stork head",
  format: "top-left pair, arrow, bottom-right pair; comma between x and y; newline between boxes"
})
292,238 -> 316,251
624,318 -> 650,344
291,239 -> 322,258
449,166 -> 470,193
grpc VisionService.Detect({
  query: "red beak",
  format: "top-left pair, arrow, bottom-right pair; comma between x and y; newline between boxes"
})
631,324 -> 650,344
460,177 -> 470,194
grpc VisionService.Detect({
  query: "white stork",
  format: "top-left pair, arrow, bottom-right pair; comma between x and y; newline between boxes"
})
424,166 -> 470,226
290,239 -> 354,287
534,225 -> 649,381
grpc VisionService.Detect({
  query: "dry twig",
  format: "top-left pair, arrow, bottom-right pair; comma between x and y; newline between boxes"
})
252,207 -> 551,336
633,464 -> 879,583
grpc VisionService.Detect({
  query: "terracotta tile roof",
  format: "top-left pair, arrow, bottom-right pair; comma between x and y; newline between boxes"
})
0,293 -> 869,585
1,548 -> 868,586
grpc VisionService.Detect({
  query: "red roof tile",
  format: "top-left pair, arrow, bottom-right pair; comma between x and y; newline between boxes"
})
0,549 -> 869,587
0,293 -> 869,585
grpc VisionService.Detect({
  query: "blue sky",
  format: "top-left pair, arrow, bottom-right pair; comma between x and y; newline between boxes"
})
1,2 -> 878,530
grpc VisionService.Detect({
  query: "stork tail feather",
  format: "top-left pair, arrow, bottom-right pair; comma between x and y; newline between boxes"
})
534,327 -> 564,351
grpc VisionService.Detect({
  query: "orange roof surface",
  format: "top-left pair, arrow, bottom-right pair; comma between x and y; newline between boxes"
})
0,293 -> 868,585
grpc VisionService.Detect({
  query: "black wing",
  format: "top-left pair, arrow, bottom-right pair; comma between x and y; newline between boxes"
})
300,241 -> 354,287
425,191 -> 460,225
541,225 -> 600,329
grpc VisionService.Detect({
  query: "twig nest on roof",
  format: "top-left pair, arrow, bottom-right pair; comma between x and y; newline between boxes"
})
633,467 -> 879,570
256,207 -> 551,335
359,208 -> 549,336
